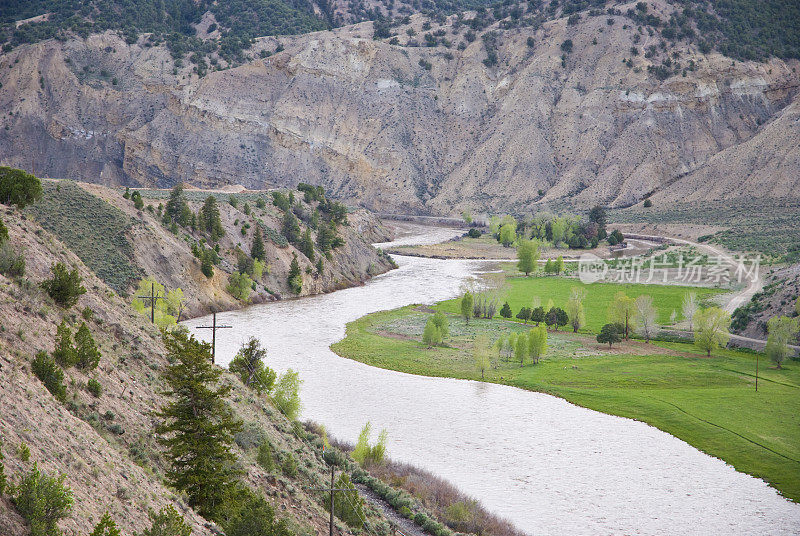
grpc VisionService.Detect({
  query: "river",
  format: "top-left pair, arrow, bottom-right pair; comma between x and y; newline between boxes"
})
184,225 -> 800,535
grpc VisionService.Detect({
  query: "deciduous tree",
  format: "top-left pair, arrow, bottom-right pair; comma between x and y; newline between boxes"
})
565,287 -> 586,333
693,307 -> 731,356
682,292 -> 699,331
516,240 -> 539,276
609,292 -> 637,340
635,294 -> 657,342
528,326 -> 547,364
766,316 -> 799,369
461,292 -> 473,324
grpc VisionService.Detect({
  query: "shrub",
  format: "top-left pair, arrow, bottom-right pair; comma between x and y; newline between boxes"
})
87,378 -> 103,398
52,320 -> 77,367
256,441 -> 275,472
219,488 -> 291,536
467,228 -> 482,238
352,422 -> 388,466
139,506 -> 192,536
12,463 -> 73,536
0,217 -> 7,244
41,262 -> 86,308
0,242 -> 25,277
281,453 -> 298,478
227,272 -> 253,301
327,473 -> 365,528
18,442 -> 30,462
644,198 -> 653,207
31,351 -> 66,402
0,438 -> 5,494
233,422 -> 267,451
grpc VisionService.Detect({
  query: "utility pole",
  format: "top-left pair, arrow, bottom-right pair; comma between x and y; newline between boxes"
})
136,281 -> 165,324
307,462 -> 351,536
196,311 -> 232,364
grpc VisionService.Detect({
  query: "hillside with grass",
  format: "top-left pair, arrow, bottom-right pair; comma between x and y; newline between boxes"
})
24,180 -> 394,319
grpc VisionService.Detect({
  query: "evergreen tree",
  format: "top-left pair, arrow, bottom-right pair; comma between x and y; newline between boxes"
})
597,323 -> 622,347
281,210 -> 300,244
0,167 -> 42,208
251,226 -> 266,261
156,331 -> 242,519
530,306 -> 545,325
499,302 -> 513,318
201,249 -> 215,278
31,351 -> 67,402
75,322 -> 100,370
131,190 -> 144,210
199,196 -> 225,242
140,506 -> 192,536
52,320 -> 77,367
13,463 -> 73,536
299,228 -> 315,261
229,337 -> 276,394
165,184 -> 192,226
0,217 -> 8,245
90,512 -> 121,536
288,254 -> 302,294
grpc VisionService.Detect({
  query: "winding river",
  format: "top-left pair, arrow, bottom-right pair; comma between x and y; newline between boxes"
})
184,226 -> 800,535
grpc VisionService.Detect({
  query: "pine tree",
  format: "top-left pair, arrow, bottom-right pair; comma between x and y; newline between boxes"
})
156,330 -> 242,519
52,320 -> 77,367
75,322 -> 100,370
199,196 -> 225,242
288,254 -> 302,294
299,228 -> 315,261
90,512 -> 121,536
165,185 -> 191,226
41,262 -> 86,308
251,226 -> 266,261
229,337 -> 276,394
282,210 -> 300,244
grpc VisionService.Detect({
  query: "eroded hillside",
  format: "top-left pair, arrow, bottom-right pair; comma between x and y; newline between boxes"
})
0,1 -> 798,214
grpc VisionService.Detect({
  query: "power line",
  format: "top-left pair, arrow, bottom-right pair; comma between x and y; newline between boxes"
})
196,311 -> 232,364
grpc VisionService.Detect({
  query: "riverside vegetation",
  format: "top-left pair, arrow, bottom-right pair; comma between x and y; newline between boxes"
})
332,263 -> 800,503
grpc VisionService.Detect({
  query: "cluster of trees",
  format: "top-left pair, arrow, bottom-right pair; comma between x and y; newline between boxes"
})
492,325 -> 548,368
490,206 -> 617,251
131,277 -> 186,326
352,421 -> 387,467
423,311 -> 450,347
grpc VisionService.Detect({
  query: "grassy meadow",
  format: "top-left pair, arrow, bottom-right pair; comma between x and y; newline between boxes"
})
332,303 -> 800,503
435,275 -> 727,331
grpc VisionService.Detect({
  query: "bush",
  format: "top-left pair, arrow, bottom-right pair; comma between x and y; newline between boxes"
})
12,463 -> 73,536
467,228 -> 482,238
0,241 -> 25,277
139,506 -> 192,536
233,422 -> 267,451
644,198 -> 653,207
218,488 -> 292,536
281,453 -> 298,478
87,378 -> 103,398
0,438 -> 5,494
256,441 -> 274,472
41,262 -> 86,308
31,351 -> 66,402
327,473 -> 365,528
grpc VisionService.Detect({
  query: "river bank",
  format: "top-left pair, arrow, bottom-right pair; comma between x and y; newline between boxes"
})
184,225 -> 800,535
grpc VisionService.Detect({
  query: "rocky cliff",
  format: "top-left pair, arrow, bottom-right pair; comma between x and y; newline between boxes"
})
1,0 -> 798,215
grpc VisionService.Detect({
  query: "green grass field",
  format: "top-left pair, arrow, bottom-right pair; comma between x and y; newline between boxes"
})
332,305 -> 800,502
435,275 -> 727,331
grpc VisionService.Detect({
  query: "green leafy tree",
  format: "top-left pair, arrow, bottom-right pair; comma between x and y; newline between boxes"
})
461,292 -> 473,324
597,323 -> 622,347
352,422 -> 388,466
0,167 -> 42,208
498,223 -> 516,247
515,334 -> 527,365
139,506 -> 192,536
199,196 -> 225,242
431,311 -> 449,339
609,292 -> 637,340
52,320 -> 77,368
227,272 -> 253,302
90,512 -> 121,536
251,226 -> 266,261
41,262 -> 86,308
473,334 -> 491,380
31,351 -> 66,402
272,369 -> 302,420
422,318 -> 442,347
528,326 -> 547,363
156,330 -> 242,519
516,239 -> 539,276
12,463 -> 73,536
132,278 -> 185,326
766,316 -> 799,369
565,287 -> 586,333
693,307 -> 731,356
555,255 -> 564,275
75,322 -> 100,370
229,337 -> 276,394
499,302 -> 512,318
